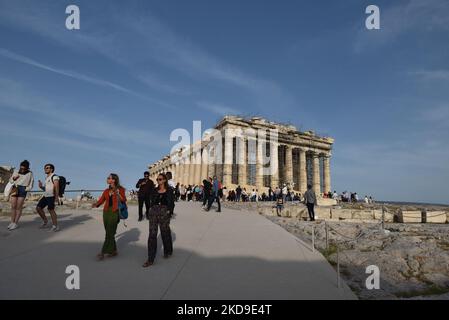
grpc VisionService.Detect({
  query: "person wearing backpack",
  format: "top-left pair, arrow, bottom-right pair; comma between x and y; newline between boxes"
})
36,164 -> 60,232
56,176 -> 68,205
92,173 -> 126,261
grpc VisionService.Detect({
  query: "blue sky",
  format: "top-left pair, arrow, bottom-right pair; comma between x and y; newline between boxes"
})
0,0 -> 448,204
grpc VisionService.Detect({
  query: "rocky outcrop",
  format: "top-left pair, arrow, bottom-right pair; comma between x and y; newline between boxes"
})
267,217 -> 449,299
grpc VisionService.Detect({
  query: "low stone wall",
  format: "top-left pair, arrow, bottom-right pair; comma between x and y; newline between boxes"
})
222,201 -> 448,224
397,210 -> 448,224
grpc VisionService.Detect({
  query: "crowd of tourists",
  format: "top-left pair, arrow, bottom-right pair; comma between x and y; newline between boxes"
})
4,160 -> 175,268
4,159 -> 376,268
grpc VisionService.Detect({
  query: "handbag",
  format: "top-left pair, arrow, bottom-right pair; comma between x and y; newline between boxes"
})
116,189 -> 128,220
4,182 -> 16,199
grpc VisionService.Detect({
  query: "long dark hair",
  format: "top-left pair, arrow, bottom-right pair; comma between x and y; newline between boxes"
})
157,173 -> 169,191
19,160 -> 30,174
109,173 -> 121,189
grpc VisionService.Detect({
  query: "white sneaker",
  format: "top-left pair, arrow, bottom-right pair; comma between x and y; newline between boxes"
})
39,222 -> 49,229
49,225 -> 60,232
9,223 -> 19,231
7,223 -> 13,230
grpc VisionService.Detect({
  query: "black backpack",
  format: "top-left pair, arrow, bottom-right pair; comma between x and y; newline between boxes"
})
52,175 -> 68,197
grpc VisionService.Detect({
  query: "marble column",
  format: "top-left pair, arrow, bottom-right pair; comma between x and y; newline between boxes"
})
312,153 -> 321,195
223,135 -> 233,187
323,155 -> 331,194
285,144 -> 293,186
208,146 -> 216,179
255,138 -> 264,191
201,149 -> 208,182
178,160 -> 185,185
193,150 -> 202,185
173,163 -> 178,181
270,142 -> 279,188
237,136 -> 247,186
187,153 -> 193,186
299,148 -> 307,193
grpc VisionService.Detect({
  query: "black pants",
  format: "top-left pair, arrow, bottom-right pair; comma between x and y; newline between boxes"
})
147,205 -> 173,262
207,194 -> 221,212
138,196 -> 150,220
306,203 -> 315,221
202,193 -> 210,206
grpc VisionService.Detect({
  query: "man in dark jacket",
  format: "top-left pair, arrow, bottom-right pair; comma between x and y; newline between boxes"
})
303,184 -> 317,221
136,171 -> 154,221
202,178 -> 212,208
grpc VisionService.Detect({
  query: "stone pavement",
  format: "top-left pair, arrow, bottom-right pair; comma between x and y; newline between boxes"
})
0,202 -> 356,299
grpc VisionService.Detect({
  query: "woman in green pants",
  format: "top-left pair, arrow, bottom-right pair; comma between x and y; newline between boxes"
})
93,173 -> 126,260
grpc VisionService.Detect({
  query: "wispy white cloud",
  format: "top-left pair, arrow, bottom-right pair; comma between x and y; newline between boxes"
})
417,105 -> 449,129
196,101 -> 241,116
0,78 -> 170,148
0,1 -> 296,112
138,74 -> 192,96
0,47 -> 181,110
410,70 -> 449,82
354,0 -> 449,52
0,48 -> 142,97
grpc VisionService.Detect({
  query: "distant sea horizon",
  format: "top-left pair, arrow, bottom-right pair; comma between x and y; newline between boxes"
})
15,188 -> 449,207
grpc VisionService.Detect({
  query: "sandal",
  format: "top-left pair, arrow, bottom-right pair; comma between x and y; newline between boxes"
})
142,261 -> 153,268
110,251 -> 118,257
97,253 -> 105,261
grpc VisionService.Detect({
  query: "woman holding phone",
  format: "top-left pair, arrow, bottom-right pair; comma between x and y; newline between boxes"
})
92,173 -> 126,260
143,173 -> 174,267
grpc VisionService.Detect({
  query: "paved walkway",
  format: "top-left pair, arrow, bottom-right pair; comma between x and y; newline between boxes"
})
0,202 -> 356,299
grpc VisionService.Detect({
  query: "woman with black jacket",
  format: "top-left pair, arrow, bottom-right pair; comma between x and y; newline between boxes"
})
143,173 -> 174,267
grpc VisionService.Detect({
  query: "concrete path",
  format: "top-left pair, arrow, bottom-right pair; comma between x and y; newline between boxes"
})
0,202 -> 356,299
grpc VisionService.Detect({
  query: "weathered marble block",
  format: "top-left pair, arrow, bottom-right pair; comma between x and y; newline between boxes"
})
426,211 -> 447,224
399,210 -> 423,223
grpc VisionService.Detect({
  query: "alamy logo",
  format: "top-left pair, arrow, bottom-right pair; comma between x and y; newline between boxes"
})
365,265 -> 380,290
365,5 -> 380,30
65,265 -> 80,290
65,5 -> 80,30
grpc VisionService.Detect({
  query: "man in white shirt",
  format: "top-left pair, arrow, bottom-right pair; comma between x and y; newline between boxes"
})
166,171 -> 176,189
36,164 -> 60,232
332,191 -> 339,201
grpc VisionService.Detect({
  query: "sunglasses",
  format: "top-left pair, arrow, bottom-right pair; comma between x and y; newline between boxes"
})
44,167 -> 51,170
157,178 -> 164,181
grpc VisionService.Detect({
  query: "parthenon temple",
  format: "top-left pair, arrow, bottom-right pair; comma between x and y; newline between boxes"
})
149,116 -> 334,195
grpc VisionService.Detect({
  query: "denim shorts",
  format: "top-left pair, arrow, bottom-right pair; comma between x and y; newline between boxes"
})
12,186 -> 27,198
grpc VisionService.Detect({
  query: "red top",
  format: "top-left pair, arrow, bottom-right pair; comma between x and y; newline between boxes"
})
95,187 -> 126,212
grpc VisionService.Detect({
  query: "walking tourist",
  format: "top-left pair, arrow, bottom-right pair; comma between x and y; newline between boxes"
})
175,183 -> 180,201
7,160 -> 34,231
236,185 -> 242,202
303,184 -> 317,221
166,172 -> 176,217
143,173 -> 174,267
205,176 -> 221,212
166,171 -> 176,189
202,178 -> 212,207
92,173 -> 126,260
135,171 -> 154,221
36,164 -> 60,232
276,194 -> 284,217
